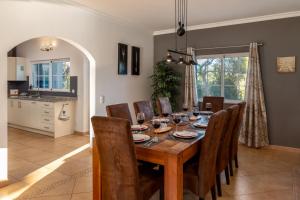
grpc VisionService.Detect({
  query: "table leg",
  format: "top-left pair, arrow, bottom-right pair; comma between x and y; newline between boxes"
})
164,154 -> 183,200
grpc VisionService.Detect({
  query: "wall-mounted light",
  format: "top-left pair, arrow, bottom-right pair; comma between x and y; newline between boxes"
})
40,44 -> 54,52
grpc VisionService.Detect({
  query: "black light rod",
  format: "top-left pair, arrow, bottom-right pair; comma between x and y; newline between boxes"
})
168,49 -> 192,57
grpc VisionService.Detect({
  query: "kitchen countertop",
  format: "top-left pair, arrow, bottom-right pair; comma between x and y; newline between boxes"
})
8,96 -> 78,102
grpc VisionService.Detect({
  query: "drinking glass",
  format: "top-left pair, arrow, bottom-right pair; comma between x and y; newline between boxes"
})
172,114 -> 181,133
152,117 -> 161,142
193,107 -> 200,117
137,112 -> 145,133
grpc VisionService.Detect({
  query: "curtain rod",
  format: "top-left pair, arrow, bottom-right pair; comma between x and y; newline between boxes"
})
192,43 -> 263,51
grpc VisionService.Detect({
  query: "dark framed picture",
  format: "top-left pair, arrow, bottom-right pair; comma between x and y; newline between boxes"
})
131,46 -> 140,75
118,43 -> 128,75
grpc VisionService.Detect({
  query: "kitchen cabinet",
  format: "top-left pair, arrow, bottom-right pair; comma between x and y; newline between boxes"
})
8,99 -> 75,138
7,57 -> 27,81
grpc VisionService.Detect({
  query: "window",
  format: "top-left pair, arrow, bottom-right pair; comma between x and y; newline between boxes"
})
196,53 -> 249,101
32,59 -> 70,91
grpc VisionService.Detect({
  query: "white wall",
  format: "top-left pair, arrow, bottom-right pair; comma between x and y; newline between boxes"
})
15,38 -> 90,133
0,0 -> 154,180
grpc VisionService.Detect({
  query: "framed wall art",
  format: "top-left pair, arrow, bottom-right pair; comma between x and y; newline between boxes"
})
277,56 -> 296,73
131,46 -> 140,75
118,43 -> 128,75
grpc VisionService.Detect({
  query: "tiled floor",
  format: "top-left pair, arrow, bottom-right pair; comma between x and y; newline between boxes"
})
0,128 -> 299,200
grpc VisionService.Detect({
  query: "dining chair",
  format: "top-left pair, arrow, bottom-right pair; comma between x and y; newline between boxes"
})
106,103 -> 133,125
229,101 -> 246,176
200,96 -> 224,113
156,97 -> 172,116
215,105 -> 239,196
133,100 -> 154,121
91,116 -> 163,200
183,110 -> 228,200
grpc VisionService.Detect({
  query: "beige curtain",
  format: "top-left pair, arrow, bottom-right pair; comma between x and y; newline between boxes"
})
239,42 -> 269,148
183,47 -> 198,111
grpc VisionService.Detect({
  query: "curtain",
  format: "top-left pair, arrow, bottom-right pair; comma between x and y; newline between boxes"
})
239,42 -> 269,148
183,47 -> 198,111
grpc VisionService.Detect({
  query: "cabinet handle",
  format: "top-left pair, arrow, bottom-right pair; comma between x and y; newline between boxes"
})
44,111 -> 50,114
44,104 -> 50,107
44,126 -> 50,129
44,119 -> 50,122
31,102 -> 36,104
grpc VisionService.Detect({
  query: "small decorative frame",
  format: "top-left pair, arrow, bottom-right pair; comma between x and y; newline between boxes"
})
118,43 -> 128,75
131,46 -> 140,75
277,56 -> 296,73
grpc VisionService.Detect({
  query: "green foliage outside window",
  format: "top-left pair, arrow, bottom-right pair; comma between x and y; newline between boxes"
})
196,55 -> 248,100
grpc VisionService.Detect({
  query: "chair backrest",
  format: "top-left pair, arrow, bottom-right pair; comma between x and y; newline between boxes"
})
133,100 -> 154,121
230,101 -> 246,157
201,96 -> 224,113
216,105 -> 239,173
106,103 -> 133,125
197,109 -> 227,197
91,116 -> 140,200
156,97 -> 172,115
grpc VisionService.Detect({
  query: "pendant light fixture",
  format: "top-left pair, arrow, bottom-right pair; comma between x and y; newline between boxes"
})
164,0 -> 197,66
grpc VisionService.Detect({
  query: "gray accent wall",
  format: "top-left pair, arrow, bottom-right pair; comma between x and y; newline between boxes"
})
154,17 -> 300,148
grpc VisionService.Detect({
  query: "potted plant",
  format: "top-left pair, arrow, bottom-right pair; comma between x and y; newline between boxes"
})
150,61 -> 181,113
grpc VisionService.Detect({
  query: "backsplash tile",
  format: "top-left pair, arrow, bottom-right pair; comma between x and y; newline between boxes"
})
8,76 -> 78,97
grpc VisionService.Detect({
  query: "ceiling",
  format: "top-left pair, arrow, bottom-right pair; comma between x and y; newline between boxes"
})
20,0 -> 300,33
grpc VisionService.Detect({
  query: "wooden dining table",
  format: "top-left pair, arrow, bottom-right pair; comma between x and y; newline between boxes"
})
93,116 -> 207,200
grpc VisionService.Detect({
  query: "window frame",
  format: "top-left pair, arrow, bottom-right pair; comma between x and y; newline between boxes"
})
31,58 -> 71,92
196,52 -> 249,101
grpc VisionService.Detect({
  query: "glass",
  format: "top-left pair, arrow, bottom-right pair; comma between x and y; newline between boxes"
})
172,114 -> 181,133
136,112 -> 145,134
193,107 -> 200,117
162,113 -> 169,117
152,117 -> 161,142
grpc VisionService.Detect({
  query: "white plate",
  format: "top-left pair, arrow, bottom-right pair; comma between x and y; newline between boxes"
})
133,134 -> 151,143
173,131 -> 198,139
151,118 -> 169,123
193,122 -> 208,128
131,125 -> 148,131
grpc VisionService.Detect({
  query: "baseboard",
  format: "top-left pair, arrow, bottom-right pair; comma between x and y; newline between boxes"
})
74,131 -> 89,136
266,145 -> 300,153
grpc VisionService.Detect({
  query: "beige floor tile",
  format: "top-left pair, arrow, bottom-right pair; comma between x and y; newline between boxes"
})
2,128 -> 300,200
70,192 -> 92,200
73,175 -> 92,194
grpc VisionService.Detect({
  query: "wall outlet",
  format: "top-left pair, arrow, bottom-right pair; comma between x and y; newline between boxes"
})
99,95 -> 105,104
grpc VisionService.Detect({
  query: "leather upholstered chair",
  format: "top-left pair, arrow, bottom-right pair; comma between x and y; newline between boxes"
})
156,97 -> 172,116
229,101 -> 246,176
133,100 -> 154,121
183,110 -> 228,200
91,116 -> 163,200
215,105 -> 239,196
201,96 -> 224,113
106,103 -> 133,125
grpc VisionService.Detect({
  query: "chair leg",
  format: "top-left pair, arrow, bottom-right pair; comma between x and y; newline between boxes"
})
216,173 -> 222,196
159,187 -> 164,200
234,154 -> 239,168
229,160 -> 234,176
210,185 -> 217,200
225,166 -> 230,185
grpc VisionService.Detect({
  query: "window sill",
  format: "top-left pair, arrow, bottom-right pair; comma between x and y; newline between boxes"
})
198,98 -> 243,104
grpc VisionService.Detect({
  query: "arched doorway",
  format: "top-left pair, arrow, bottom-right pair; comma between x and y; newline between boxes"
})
0,36 -> 96,187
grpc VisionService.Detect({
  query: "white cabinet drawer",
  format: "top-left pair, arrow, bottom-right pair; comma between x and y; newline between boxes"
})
40,102 -> 54,109
40,117 -> 54,125
40,109 -> 54,116
39,123 -> 54,132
